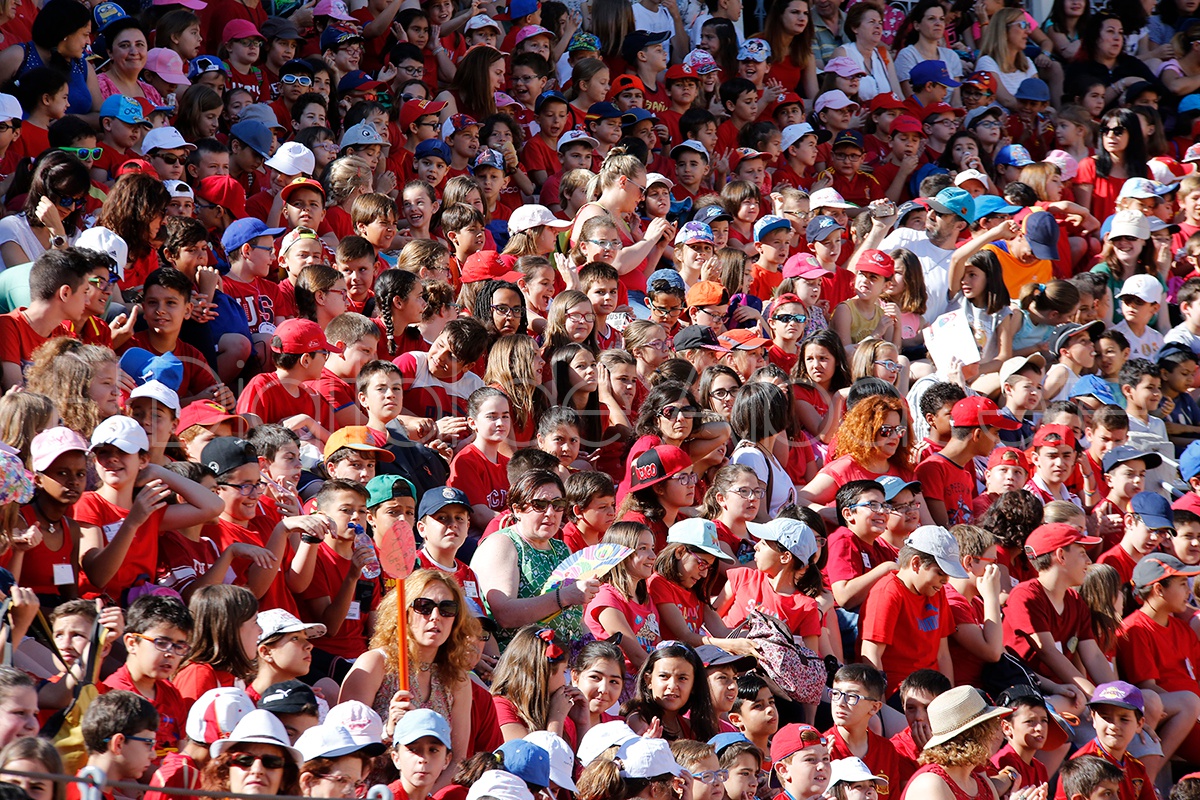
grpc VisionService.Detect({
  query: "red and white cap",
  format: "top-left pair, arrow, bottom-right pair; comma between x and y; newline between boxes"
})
1185,142 -> 1200,164
855,249 -> 895,277
186,687 -> 255,746
314,0 -> 356,20
557,129 -> 599,151
271,318 -> 343,355
1150,156 -> 1196,186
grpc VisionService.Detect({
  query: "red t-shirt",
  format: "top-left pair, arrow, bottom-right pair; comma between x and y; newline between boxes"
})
73,492 -> 166,599
236,371 -> 337,430
748,263 -> 783,300
992,744 -> 1048,791
915,453 -> 977,526
824,726 -> 917,795
523,135 -> 561,180
171,662 -> 239,705
1002,579 -> 1095,677
493,695 -> 578,747
10,505 -> 74,595
890,727 -> 920,762
944,583 -> 987,688
767,344 -> 798,374
861,572 -> 955,695
824,527 -> 895,606
308,367 -> 358,416
1116,608 -> 1200,694
1097,544 -> 1138,587
300,541 -> 375,660
214,498 -> 299,616
719,567 -> 821,637
102,664 -> 187,757
414,550 -> 481,606
647,573 -> 704,636
122,331 -> 219,400
1075,157 -> 1132,227
222,274 -> 280,334
156,528 -> 225,596
395,351 -> 483,419
0,310 -> 71,378
447,444 -> 510,511
145,751 -> 201,800
822,267 -> 856,309
585,583 -> 662,664
1054,740 -> 1153,800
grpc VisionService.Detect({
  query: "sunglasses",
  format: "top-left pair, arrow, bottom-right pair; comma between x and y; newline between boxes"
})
411,598 -> 459,618
526,497 -> 570,512
660,405 -> 699,421
53,193 -> 87,209
874,359 -> 902,372
281,74 -> 313,86
59,146 -> 102,162
878,424 -> 904,437
772,313 -> 807,325
153,152 -> 186,165
1102,125 -> 1126,136
230,753 -> 287,770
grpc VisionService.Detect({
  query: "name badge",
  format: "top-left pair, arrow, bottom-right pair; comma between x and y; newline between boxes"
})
53,563 -> 73,585
347,601 -> 361,621
102,520 -> 123,543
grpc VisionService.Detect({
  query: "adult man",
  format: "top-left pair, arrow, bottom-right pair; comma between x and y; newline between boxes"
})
879,187 -> 974,321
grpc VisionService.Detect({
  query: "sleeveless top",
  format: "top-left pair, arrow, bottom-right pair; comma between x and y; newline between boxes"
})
841,299 -> 880,343
1011,308 -> 1054,353
370,659 -> 453,723
20,44 -> 91,115
577,201 -> 649,294
496,527 -> 581,646
953,294 -> 1012,364
902,764 -> 991,800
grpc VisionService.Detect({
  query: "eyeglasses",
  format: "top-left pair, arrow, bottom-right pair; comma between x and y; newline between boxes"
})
587,238 -> 623,250
492,304 -> 522,318
644,339 -> 672,351
250,244 -> 274,253
627,178 -> 646,196
773,313 -> 807,325
669,472 -> 699,486
324,288 -> 348,298
526,497 -> 570,512
889,501 -> 920,515
0,121 -> 21,133
695,771 -> 729,786
1007,19 -> 1030,29
832,151 -> 863,161
399,64 -> 425,76
697,306 -> 727,318
281,74 -> 313,86
230,753 -> 287,770
153,152 -> 186,165
59,146 -> 103,162
874,359 -> 902,372
53,193 -> 87,209
650,303 -> 683,317
729,486 -> 766,500
709,387 -> 737,400
660,405 -> 699,420
195,200 -> 217,210
829,689 -> 878,706
315,773 -> 367,796
878,424 -> 904,437
219,480 -> 268,496
87,275 -> 117,291
847,501 -> 890,514
411,597 -> 459,617
975,120 -> 1002,130
1102,125 -> 1126,136
132,632 -> 191,656
123,735 -> 156,745
566,311 -> 597,323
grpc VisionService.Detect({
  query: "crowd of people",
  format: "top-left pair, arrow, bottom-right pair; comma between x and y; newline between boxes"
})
7,0 -> 1200,797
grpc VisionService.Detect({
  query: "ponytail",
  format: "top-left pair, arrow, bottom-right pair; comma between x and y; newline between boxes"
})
374,269 -> 420,356
1019,278 -> 1080,315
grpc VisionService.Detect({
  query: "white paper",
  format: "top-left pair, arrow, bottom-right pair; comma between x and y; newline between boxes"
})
925,310 -> 981,373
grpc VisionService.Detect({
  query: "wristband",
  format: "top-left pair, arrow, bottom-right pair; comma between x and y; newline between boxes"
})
555,585 -> 564,609
300,533 -> 322,545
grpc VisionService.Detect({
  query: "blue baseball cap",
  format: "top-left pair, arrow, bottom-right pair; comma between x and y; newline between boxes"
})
1130,491 -> 1174,529
648,268 -> 686,291
995,144 -> 1036,168
1182,93 -> 1200,115
806,215 -> 844,242
1182,440 -> 1200,481
495,740 -> 551,789
754,214 -> 791,242
229,120 -> 273,158
878,475 -> 922,501
93,1 -> 129,33
693,205 -> 733,227
973,195 -> 1021,218
675,221 -> 715,246
393,708 -> 452,748
414,139 -> 451,164
1022,210 -> 1060,260
928,187 -> 976,223
586,101 -> 623,121
909,60 -> 960,88
620,30 -> 670,63
708,732 -> 751,755
221,218 -> 285,254
1069,374 -> 1117,406
417,486 -> 470,518
534,90 -> 569,113
187,55 -> 228,80
470,147 -> 505,173
1015,77 -> 1051,102
99,95 -> 150,126
1101,444 -> 1163,473
498,0 -> 539,19
621,107 -> 657,127
118,348 -> 184,392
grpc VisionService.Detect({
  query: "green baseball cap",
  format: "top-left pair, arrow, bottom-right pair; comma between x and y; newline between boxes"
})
365,475 -> 416,509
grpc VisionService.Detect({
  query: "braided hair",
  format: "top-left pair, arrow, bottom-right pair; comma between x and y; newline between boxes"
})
374,269 -> 421,356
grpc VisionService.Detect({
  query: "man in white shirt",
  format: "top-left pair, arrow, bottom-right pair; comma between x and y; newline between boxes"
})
879,187 -> 974,322
633,0 -> 691,63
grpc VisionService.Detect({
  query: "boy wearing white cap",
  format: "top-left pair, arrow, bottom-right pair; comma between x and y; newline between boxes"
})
825,757 -> 888,800
1113,274 -> 1166,360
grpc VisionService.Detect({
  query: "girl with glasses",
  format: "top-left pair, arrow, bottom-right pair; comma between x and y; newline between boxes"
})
698,365 -> 742,421
729,381 -> 799,520
625,320 -> 673,404
544,291 -> 599,354
619,445 -> 698,552
1076,106 -> 1150,222
341,569 -> 479,775
700,464 -> 764,566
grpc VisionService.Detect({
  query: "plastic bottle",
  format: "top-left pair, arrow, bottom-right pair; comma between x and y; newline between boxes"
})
352,523 -> 381,580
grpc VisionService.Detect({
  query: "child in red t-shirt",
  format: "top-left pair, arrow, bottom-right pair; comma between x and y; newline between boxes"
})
945,524 -> 1004,690
524,92 -> 572,190
1097,492 -> 1174,587
824,664 -> 916,790
1054,682 -> 1154,800
825,480 -> 897,618
448,388 -> 512,532
992,688 -> 1059,790
236,318 -> 339,444
67,691 -> 159,800
94,96 -> 150,184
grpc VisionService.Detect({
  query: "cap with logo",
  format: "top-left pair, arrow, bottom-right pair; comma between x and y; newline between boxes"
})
200,436 -> 256,476
196,176 -> 247,219
99,95 -> 150,126
414,139 -> 452,164
909,60 -> 961,87
1023,522 -> 1101,558
754,215 -> 791,242
747,518 -> 817,563
927,186 -> 976,223
806,215 -> 845,243
855,249 -> 895,277
684,48 -> 719,74
399,99 -> 448,131
30,427 -> 90,473
1118,273 -> 1164,305
736,37 -> 771,62
628,445 -> 693,491
221,218 -> 285,255
675,221 -> 715,247
995,144 -> 1036,168
782,253 -> 829,279
770,724 -> 827,763
1133,553 -> 1200,589
719,328 -> 771,351
470,147 -> 506,173
186,687 -> 255,746
831,130 -> 865,151
256,680 -> 319,717
272,318 -> 342,356
557,129 -> 599,152
419,486 -> 472,518
1087,681 -> 1145,715
566,30 -> 601,51
90,415 -> 149,455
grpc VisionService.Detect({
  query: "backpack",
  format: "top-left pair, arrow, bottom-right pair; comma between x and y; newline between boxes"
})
34,609 -> 105,773
730,608 -> 827,705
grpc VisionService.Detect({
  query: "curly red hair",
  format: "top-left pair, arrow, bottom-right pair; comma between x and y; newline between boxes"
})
831,394 -> 912,473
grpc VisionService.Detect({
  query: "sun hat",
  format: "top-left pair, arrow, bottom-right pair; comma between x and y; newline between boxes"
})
186,687 -> 255,746
922,686 -> 1011,749
809,187 -> 856,210
210,708 -> 304,764
668,518 -> 734,561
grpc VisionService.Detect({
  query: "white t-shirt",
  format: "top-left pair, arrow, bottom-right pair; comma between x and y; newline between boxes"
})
1165,324 -> 1200,355
974,54 -> 1038,97
0,215 -> 47,268
880,226 -> 954,321
894,45 -> 964,83
1113,320 -> 1164,361
632,3 -> 678,60
729,443 -> 796,517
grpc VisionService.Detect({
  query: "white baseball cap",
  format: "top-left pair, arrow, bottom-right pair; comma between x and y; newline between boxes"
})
556,129 -> 599,152
257,607 -> 327,645
466,771 -> 535,800
74,226 -> 128,278
324,700 -> 385,749
615,738 -> 686,779
0,93 -> 21,123
210,709 -> 304,764
140,125 -> 197,155
129,380 -> 181,415
164,180 -> 194,200
1106,209 -> 1151,241
524,731 -> 578,791
264,141 -> 316,178
90,415 -> 149,454
904,526 -> 969,579
828,757 -> 888,790
669,139 -> 710,160
464,14 -> 502,31
577,720 -> 638,766
1118,273 -> 1164,305
999,353 -> 1047,384
954,168 -> 989,188
186,687 -> 255,745
295,723 -> 386,762
646,172 -> 674,190
780,123 -> 817,153
508,204 -> 573,235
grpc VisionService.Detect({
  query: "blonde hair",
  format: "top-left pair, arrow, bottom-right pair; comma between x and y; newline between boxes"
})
590,144 -> 646,200
919,717 -> 1002,768
979,7 -> 1030,72
25,338 -> 118,439
368,570 -> 480,686
396,239 -> 449,274
0,392 -> 56,469
484,335 -> 548,434
1043,499 -> 1086,526
850,338 -> 899,381
323,155 -> 374,205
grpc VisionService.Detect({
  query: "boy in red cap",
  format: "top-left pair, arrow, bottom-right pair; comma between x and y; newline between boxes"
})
175,401 -> 250,462
870,115 -> 924,203
660,64 -> 700,145
971,446 -> 1030,519
830,249 -> 898,357
1025,424 -> 1083,506
235,319 -> 339,444
916,397 -> 1021,526
1003,523 -> 1110,711
389,99 -> 447,184
771,724 -> 831,800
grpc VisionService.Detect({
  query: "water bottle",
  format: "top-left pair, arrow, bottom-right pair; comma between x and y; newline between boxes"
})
351,524 -> 381,580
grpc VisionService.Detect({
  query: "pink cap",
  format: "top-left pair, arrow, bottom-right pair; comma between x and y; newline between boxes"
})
153,0 -> 206,8
782,252 -> 829,280
314,0 -> 357,20
1044,149 -> 1079,181
145,48 -> 191,85
222,19 -> 264,41
31,426 -> 90,473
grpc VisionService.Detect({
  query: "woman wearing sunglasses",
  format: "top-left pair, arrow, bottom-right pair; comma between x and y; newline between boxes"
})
1074,106 -> 1151,222
340,570 -> 479,785
974,7 -> 1039,111
0,149 -> 89,268
204,708 -> 303,796
471,469 -> 600,647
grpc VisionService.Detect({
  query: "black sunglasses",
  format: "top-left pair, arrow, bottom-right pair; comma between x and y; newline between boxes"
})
411,598 -> 459,618
230,753 -> 286,770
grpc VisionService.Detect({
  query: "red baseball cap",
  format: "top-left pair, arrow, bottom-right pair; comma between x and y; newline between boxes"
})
1031,423 -> 1077,450
868,94 -> 907,113
770,724 -> 827,763
1024,522 -> 1101,559
271,319 -> 343,355
117,158 -> 159,179
890,115 -> 923,134
196,175 -> 247,219
399,98 -> 448,131
782,253 -> 828,280
729,147 -> 768,173
608,74 -> 646,99
460,250 -> 516,284
175,401 -> 249,436
987,447 -> 1030,473
767,91 -> 804,119
280,177 -> 325,204
664,64 -> 699,82
950,396 -> 1022,430
855,249 -> 895,277
628,445 -> 692,491
919,101 -> 964,122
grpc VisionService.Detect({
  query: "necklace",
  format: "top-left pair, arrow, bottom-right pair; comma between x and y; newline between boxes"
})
32,498 -> 58,535
418,661 -> 433,672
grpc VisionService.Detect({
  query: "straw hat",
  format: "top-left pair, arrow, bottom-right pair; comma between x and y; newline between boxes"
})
923,686 -> 1011,750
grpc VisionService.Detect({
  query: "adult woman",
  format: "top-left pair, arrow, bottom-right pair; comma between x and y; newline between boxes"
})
729,382 -> 796,519
0,150 -> 89,268
490,624 -> 589,744
251,609 -> 326,702
1157,24 -> 1200,96
1075,108 -> 1150,221
975,7 -> 1038,108
322,156 -> 374,244
470,470 -> 601,646
697,365 -> 742,421
795,394 -> 932,522
760,0 -> 819,100
338,571 -> 478,778
434,45 -> 505,122
95,172 -> 171,294
202,710 -> 302,796
1065,13 -> 1155,108
96,19 -> 162,105
0,0 -> 100,118
895,0 -> 964,94
570,147 -> 674,307
900,687 -> 1008,800
831,3 -> 902,102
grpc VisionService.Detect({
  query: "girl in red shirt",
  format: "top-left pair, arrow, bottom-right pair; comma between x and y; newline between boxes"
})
624,642 -> 722,741
172,585 -> 260,704
701,464 -> 761,566
571,640 -> 626,726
